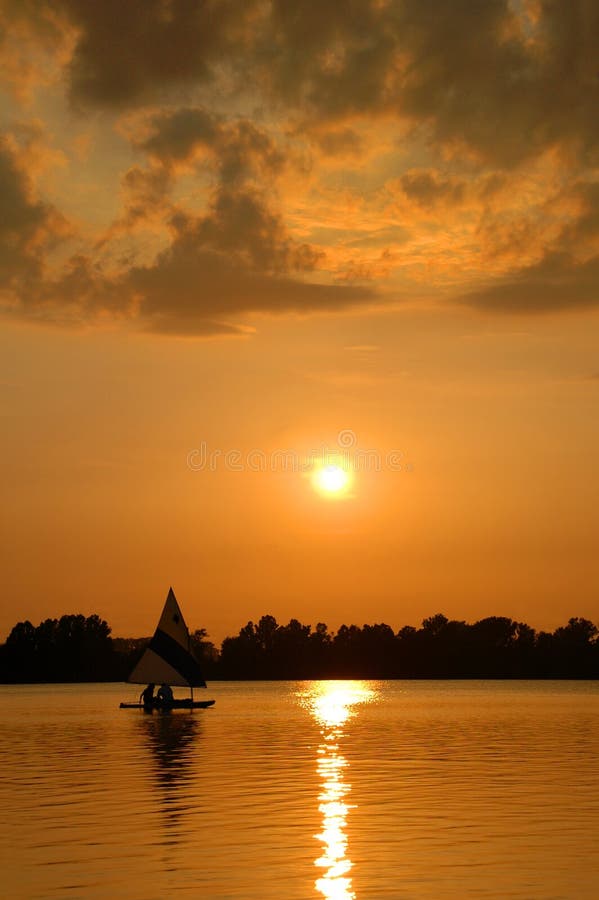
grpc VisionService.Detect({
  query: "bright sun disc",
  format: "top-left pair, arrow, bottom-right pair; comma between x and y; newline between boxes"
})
313,464 -> 351,495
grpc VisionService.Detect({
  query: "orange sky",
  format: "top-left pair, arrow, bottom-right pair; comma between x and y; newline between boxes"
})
1,2 -> 598,642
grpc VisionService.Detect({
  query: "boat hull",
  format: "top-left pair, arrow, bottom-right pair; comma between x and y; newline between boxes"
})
120,699 -> 215,709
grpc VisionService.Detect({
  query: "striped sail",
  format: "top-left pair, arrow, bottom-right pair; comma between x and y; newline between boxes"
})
127,588 -> 207,687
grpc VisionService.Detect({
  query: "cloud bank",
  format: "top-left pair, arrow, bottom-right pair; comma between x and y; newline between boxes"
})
0,0 -> 597,333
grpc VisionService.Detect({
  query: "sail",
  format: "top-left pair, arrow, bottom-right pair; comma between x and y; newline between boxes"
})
127,588 -> 207,687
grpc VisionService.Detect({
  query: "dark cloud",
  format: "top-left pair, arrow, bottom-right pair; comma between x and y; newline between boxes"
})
4,198 -> 369,334
259,0 -> 398,116
193,189 -> 320,272
0,123 -> 372,335
128,206 -> 370,335
119,104 -> 335,328
5,1 -> 599,168
140,107 -> 219,163
560,181 -> 599,247
311,127 -> 364,157
462,252 -> 599,313
60,0 -> 260,108
118,165 -> 173,224
2,2 -> 597,332
139,107 -> 285,183
133,243 -> 373,335
399,169 -> 466,210
111,107 -> 297,258
464,177 -> 599,312
116,107 -> 338,333
257,0 -> 599,167
33,255 -> 130,322
0,135 -> 119,326
0,140 -> 47,235
0,137 -> 60,285
0,0 -> 62,37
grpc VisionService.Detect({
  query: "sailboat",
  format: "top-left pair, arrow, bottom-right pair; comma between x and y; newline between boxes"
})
119,587 -> 215,710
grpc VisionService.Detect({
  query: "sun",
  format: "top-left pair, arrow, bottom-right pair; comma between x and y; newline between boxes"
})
312,464 -> 352,496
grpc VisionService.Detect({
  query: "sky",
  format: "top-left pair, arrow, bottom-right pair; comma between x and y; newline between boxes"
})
1,1 -> 599,642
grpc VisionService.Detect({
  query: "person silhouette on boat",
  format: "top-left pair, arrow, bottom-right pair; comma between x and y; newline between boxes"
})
157,683 -> 174,706
141,683 -> 155,706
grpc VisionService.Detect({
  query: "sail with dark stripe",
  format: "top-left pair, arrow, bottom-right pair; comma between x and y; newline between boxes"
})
127,588 -> 206,688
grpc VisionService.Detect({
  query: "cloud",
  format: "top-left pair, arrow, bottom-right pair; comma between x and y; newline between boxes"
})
4,238 -> 371,338
0,2 -> 67,100
0,136 -> 63,286
0,116 -> 375,335
255,1 -> 599,167
559,181 -> 599,249
1,2 -> 597,333
462,252 -> 599,313
129,209 -> 375,335
118,165 -> 173,224
5,1 -> 599,169
310,127 -> 364,158
112,107 -> 288,234
60,0 -> 260,108
463,176 -> 599,312
398,169 -> 467,211
112,107 -> 361,333
137,107 -> 286,183
138,107 -> 220,165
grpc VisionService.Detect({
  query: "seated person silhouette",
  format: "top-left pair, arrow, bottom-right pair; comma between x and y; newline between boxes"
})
157,683 -> 174,706
140,683 -> 155,706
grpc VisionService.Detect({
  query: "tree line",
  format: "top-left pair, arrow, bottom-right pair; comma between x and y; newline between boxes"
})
1,611 -> 598,683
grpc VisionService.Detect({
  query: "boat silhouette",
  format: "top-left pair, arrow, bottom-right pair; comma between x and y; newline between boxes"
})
120,588 -> 215,710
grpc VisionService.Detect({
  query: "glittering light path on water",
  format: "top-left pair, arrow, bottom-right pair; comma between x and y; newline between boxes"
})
301,683 -> 375,900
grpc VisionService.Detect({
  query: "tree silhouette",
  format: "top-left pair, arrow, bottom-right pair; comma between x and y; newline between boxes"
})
1,614 -> 115,682
1,610 -> 599,682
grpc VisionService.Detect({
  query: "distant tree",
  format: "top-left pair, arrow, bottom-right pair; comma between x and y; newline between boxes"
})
111,637 -> 149,679
468,617 -> 518,676
3,620 -> 37,681
2,609 -> 599,682
360,623 -> 396,677
396,625 -> 419,675
512,622 -> 537,676
275,618 -> 312,678
422,613 -> 449,636
190,628 -> 219,678
408,615 -> 468,676
255,614 -> 279,669
220,620 -> 260,678
1,614 -> 115,682
331,624 -> 363,676
550,617 -> 598,678
309,623 -> 333,676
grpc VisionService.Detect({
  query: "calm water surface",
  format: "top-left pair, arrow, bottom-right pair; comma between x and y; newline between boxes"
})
1,681 -> 599,898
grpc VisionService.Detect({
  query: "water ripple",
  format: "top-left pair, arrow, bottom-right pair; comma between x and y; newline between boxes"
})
1,681 -> 599,898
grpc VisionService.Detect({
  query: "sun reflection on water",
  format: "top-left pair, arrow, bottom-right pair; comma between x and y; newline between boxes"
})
302,682 -> 375,900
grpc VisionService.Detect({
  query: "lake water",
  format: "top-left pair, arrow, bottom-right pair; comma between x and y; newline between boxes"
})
1,681 -> 599,899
